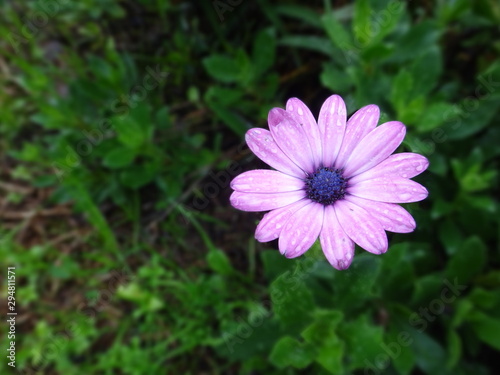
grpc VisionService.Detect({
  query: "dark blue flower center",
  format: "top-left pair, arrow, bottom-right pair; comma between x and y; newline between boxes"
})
305,167 -> 347,205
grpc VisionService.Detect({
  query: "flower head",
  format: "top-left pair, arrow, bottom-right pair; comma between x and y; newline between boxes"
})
230,95 -> 428,270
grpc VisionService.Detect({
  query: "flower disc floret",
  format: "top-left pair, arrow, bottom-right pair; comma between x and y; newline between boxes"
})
306,167 -> 347,205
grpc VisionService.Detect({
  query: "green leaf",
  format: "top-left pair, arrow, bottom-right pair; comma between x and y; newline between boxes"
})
445,236 -> 487,284
446,329 -> 462,369
438,219 -> 464,256
206,249 -> 233,276
417,102 -> 458,132
270,270 -> 314,331
354,0 -> 372,45
269,336 -> 315,369
332,255 -> 382,310
321,12 -> 353,59
444,94 -> 500,140
468,288 -> 500,311
113,115 -> 145,149
386,326 -> 416,375
339,314 -> 384,370
320,62 -> 353,92
302,310 -> 344,374
437,0 -> 471,23
468,311 -> 500,350
390,70 -> 413,115
412,331 -> 450,374
280,35 -> 335,57
205,86 -> 244,106
206,99 -> 247,136
202,54 -> 242,83
370,0 -> 406,44
378,243 -> 415,300
410,273 -> 444,306
260,250 -> 291,282
252,29 -> 276,76
119,162 -> 159,189
103,147 -> 137,169
410,47 -> 442,97
275,5 -> 321,28
390,20 -> 441,62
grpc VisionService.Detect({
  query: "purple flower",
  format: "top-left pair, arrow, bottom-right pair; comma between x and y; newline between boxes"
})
230,95 -> 429,270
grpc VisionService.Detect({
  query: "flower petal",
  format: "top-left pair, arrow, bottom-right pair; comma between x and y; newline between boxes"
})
231,170 -> 305,193
345,195 -> 416,233
320,205 -> 355,270
255,199 -> 310,242
268,108 -> 316,174
318,95 -> 347,168
335,104 -> 380,169
343,121 -> 406,177
349,153 -> 429,184
278,202 -> 324,258
245,128 -> 305,178
334,199 -> 388,254
286,97 -> 322,169
348,177 -> 428,203
230,190 -> 305,212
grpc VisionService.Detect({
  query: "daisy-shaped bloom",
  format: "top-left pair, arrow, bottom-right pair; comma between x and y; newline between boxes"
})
230,95 -> 429,270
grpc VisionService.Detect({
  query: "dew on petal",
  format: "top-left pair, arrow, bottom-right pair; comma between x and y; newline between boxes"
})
297,107 -> 303,116
399,192 -> 412,201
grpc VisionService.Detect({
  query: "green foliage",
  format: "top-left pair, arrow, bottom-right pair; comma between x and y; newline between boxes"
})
1,0 -> 499,374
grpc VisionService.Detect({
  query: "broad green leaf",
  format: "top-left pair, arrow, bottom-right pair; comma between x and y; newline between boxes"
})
468,311 -> 500,350
332,255 -> 382,310
205,86 -> 244,106
417,102 -> 458,133
412,331 -> 450,374
386,326 -> 416,375
446,329 -> 461,369
468,288 -> 500,311
270,270 -> 314,331
113,115 -> 145,149
206,99 -> 247,136
389,20 -> 441,62
302,310 -> 344,374
437,0 -> 471,23
321,12 -> 353,61
206,249 -> 233,276
320,63 -> 353,92
202,54 -> 242,83
445,236 -> 487,284
260,250 -> 291,282
390,70 -> 413,115
269,336 -> 315,369
252,29 -> 276,76
410,47 -> 442,97
354,0 -> 372,45
445,95 -> 500,140
378,243 -> 415,300
119,162 -> 159,189
438,219 -> 464,256
339,314 -> 384,370
410,273 -> 444,306
103,147 -> 137,169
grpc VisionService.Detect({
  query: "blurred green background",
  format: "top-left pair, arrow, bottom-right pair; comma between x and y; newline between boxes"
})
1,0 -> 500,374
